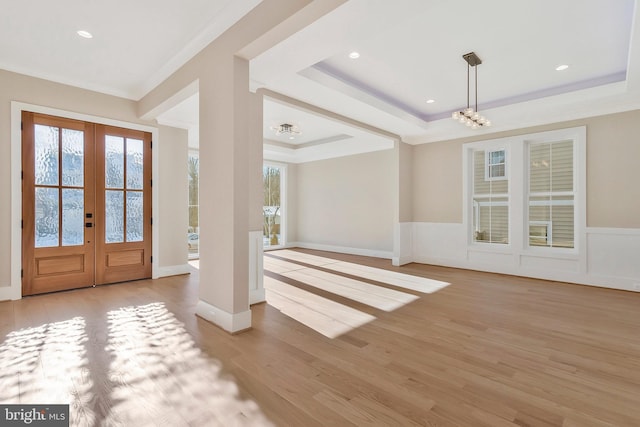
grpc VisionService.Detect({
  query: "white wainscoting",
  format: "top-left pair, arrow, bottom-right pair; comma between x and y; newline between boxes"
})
586,228 -> 640,290
405,222 -> 640,292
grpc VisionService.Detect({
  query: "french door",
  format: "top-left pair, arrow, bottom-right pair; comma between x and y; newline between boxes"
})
22,112 -> 152,296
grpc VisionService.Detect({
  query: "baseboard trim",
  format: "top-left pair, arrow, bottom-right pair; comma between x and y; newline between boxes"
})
157,264 -> 191,278
291,241 -> 392,259
195,300 -> 252,333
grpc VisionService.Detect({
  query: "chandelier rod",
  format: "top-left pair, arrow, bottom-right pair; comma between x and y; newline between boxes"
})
475,61 -> 478,113
467,62 -> 470,110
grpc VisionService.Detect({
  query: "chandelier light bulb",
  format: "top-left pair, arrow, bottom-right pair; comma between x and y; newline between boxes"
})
452,111 -> 460,119
485,120 -> 492,127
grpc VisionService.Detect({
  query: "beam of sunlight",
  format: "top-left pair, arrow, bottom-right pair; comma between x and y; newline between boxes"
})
271,251 -> 450,293
267,250 -> 340,267
263,256 -> 309,274
0,317 -> 96,426
265,277 -> 376,339
105,302 -> 273,426
188,259 -> 199,269
280,268 -> 418,312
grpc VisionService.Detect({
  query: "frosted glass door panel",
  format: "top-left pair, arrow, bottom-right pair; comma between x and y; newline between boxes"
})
35,187 -> 59,248
105,135 -> 146,244
35,124 -> 59,186
126,192 -> 143,242
106,190 -> 125,243
126,138 -> 144,190
105,136 -> 124,189
62,189 -> 84,246
62,129 -> 84,187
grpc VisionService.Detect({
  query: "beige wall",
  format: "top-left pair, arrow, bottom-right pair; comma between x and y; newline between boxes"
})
412,109 -> 640,228
295,149 -> 395,252
158,126 -> 189,267
0,69 -> 189,288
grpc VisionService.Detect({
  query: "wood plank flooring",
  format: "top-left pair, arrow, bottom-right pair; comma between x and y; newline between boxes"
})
1,248 -> 640,426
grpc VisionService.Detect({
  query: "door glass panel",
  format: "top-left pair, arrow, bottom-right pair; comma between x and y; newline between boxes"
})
62,189 -> 84,246
35,124 -> 59,186
105,135 -> 124,189
126,138 -> 144,190
35,187 -> 59,247
126,192 -> 143,242
105,190 -> 124,243
62,129 -> 84,187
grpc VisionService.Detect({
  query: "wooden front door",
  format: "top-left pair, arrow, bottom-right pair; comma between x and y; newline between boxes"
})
22,112 -> 152,296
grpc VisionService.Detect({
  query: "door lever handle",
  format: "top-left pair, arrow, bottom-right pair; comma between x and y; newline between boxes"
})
85,222 -> 93,228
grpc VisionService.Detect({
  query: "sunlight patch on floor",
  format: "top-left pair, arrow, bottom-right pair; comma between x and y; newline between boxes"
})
0,317 -> 95,426
104,302 -> 273,426
263,256 -> 311,274
279,268 -> 418,311
272,250 -> 450,293
188,259 -> 199,269
264,277 -> 376,339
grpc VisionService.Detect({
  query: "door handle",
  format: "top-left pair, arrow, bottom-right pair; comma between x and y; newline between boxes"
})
85,222 -> 93,228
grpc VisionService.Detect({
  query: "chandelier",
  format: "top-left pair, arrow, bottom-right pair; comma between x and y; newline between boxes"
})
451,52 -> 491,129
270,123 -> 301,139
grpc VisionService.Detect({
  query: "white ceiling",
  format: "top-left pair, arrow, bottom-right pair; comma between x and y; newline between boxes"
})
0,0 -> 261,99
3,0 -> 639,156
251,0 -> 640,143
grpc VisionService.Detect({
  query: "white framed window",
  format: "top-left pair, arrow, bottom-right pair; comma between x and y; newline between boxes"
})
464,126 -> 585,256
485,149 -> 506,181
263,162 -> 286,249
472,147 -> 509,244
527,139 -> 575,249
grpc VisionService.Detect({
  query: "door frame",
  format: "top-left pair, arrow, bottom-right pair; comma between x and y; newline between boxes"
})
8,101 -> 160,300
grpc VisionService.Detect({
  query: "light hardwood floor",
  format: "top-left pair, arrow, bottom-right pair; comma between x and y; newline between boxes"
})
1,248 -> 640,426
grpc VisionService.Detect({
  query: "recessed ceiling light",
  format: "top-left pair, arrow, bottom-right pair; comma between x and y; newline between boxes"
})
77,30 -> 93,39
555,64 -> 569,71
426,99 -> 435,104
349,51 -> 360,59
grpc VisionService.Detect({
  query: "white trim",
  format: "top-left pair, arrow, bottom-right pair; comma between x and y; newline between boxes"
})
157,264 -> 191,277
291,241 -> 393,259
249,230 -> 265,305
10,102 -> 160,299
195,300 -> 252,333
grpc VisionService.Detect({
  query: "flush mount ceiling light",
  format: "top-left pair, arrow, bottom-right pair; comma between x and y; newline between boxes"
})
349,51 -> 360,59
426,99 -> 435,104
76,30 -> 93,39
270,123 -> 302,139
556,64 -> 569,71
451,51 -> 491,129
